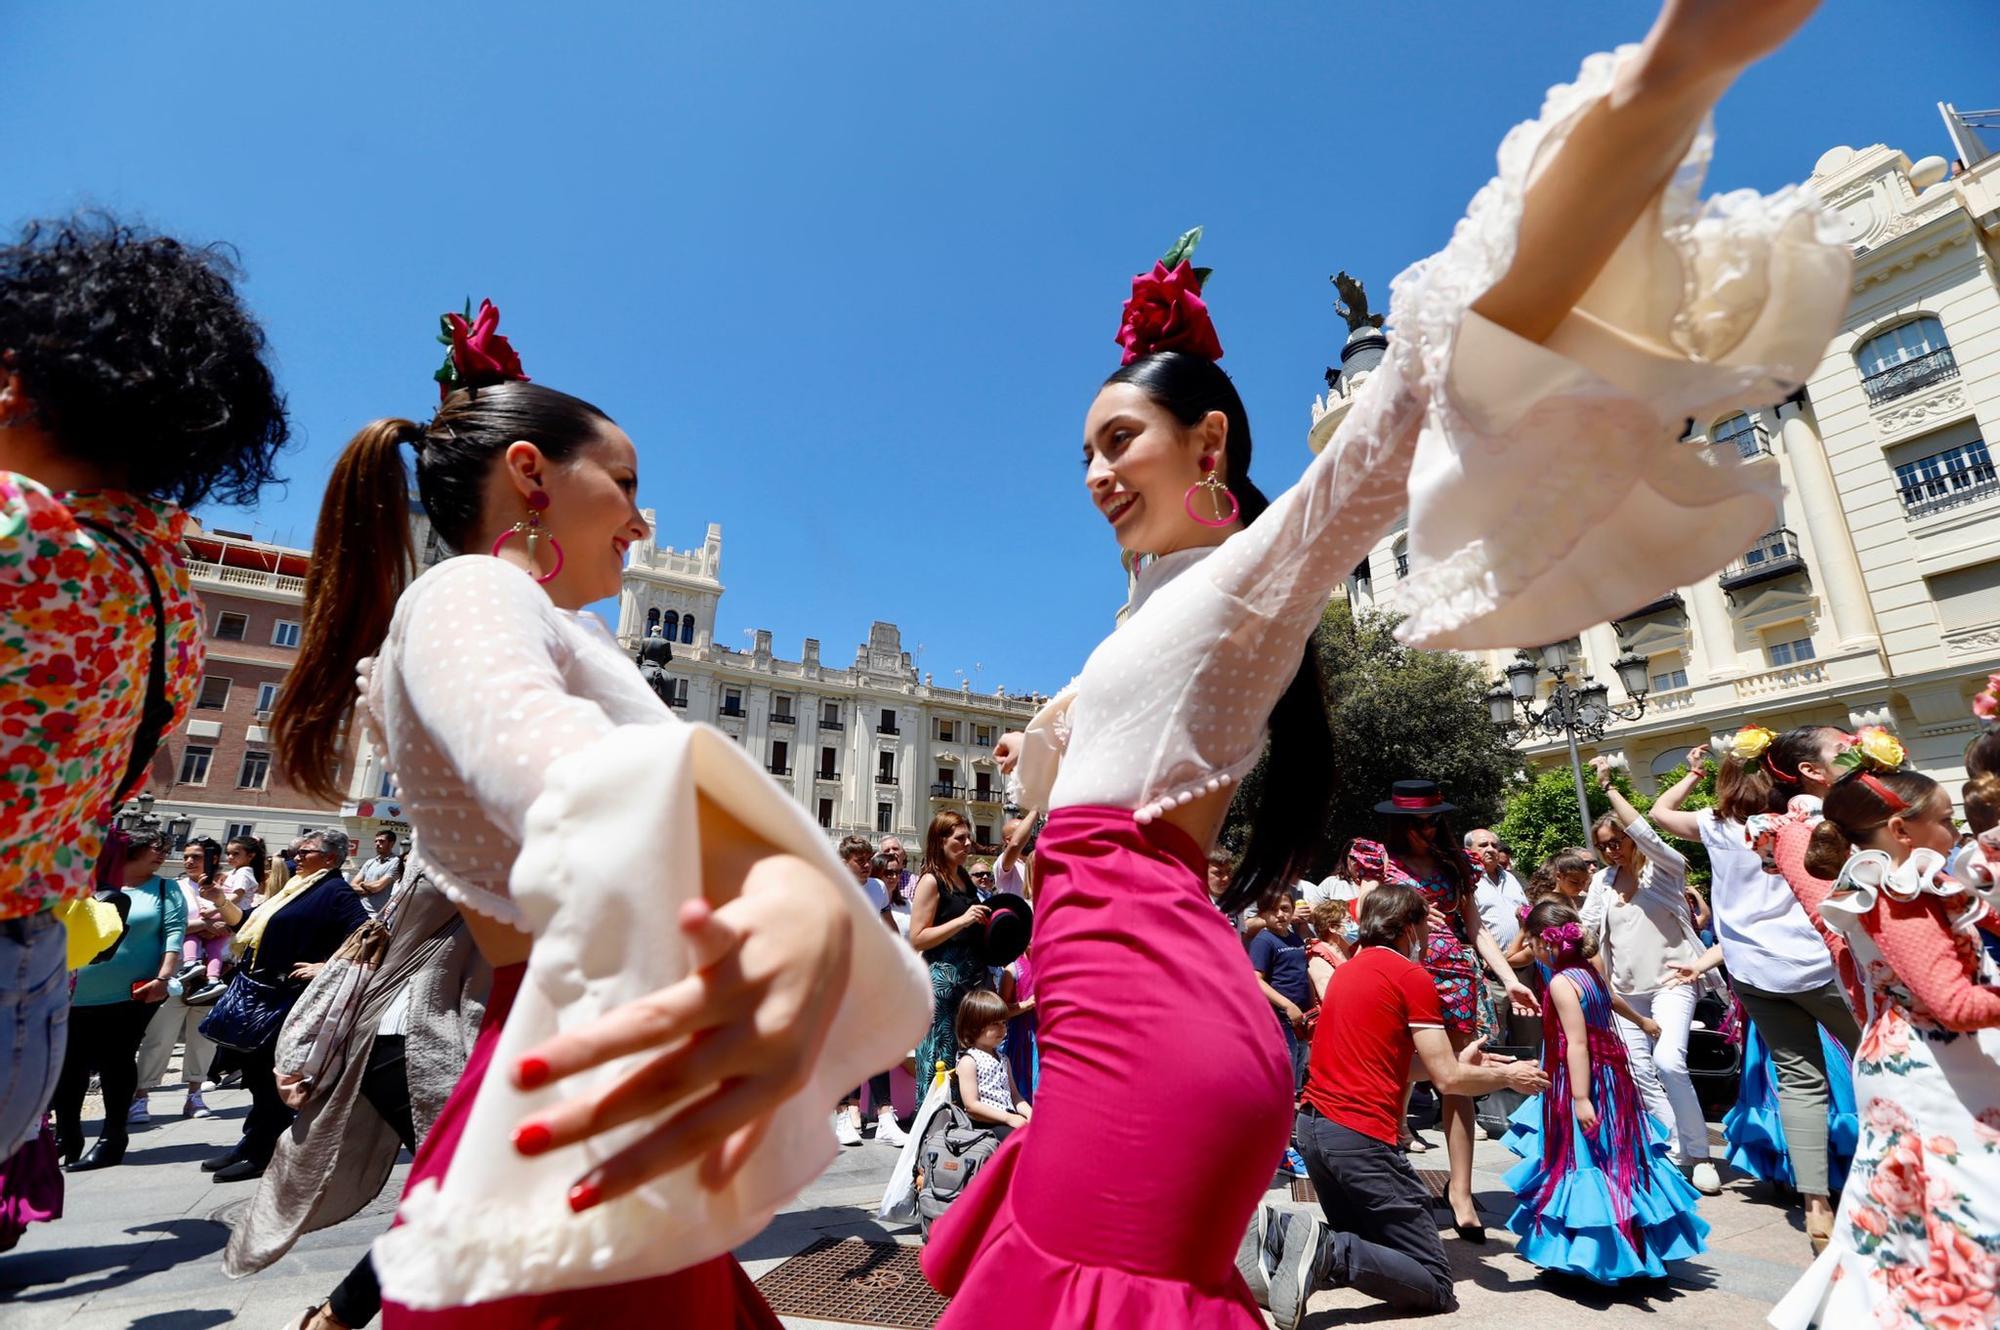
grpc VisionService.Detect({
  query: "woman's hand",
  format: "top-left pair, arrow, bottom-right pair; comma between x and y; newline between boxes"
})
197,878 -> 228,902
957,904 -> 992,934
1425,904 -> 1452,936
1639,1015 -> 1662,1042
1686,743 -> 1710,773
1505,981 -> 1541,1016
1632,0 -> 1822,98
290,962 -> 324,983
132,977 -> 168,1004
1589,755 -> 1615,791
1574,1094 -> 1601,1134
509,858 -> 854,1210
1663,959 -> 1708,988
993,731 -> 1025,776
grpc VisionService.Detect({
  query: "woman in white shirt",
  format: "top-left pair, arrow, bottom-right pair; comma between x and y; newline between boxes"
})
272,337 -> 928,1325
925,7 -> 1848,1323
1583,754 -> 1719,1195
1650,728 -> 1864,1253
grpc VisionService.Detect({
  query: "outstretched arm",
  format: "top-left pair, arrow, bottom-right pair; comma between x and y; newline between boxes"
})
1471,1 -> 1822,343
1646,746 -> 1710,840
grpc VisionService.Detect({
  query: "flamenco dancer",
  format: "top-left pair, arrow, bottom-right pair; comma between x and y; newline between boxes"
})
1502,900 -> 1710,1284
1771,735 -> 2000,1326
927,3 -> 1850,1322
271,306 -> 928,1326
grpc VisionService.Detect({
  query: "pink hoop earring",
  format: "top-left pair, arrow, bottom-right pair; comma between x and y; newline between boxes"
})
490,489 -> 565,584
1183,455 -> 1239,528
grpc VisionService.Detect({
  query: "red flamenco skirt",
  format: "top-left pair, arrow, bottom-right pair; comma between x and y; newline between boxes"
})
382,963 -> 781,1330
922,805 -> 1293,1327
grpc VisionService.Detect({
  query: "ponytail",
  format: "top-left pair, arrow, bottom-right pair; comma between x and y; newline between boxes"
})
271,418 -> 421,802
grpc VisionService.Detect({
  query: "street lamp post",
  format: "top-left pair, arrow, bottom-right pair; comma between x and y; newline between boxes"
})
1486,642 -> 1653,847
113,792 -> 194,848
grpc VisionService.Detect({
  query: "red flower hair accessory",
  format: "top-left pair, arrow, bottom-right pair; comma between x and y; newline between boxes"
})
434,298 -> 530,401
1116,227 -> 1223,365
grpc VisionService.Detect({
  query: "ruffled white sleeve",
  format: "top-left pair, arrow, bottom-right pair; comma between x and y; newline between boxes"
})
1376,45 -> 1853,649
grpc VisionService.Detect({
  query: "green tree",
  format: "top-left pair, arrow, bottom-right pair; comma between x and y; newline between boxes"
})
1221,600 -> 1521,871
1496,759 -> 1718,889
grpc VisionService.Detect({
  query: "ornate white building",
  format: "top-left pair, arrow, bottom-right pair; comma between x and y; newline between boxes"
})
615,518 -> 1045,847
1316,107 -> 2000,800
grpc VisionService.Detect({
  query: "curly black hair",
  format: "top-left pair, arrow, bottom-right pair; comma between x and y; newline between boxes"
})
0,212 -> 288,506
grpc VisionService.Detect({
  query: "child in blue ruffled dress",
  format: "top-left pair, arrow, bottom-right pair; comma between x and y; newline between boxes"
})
1503,900 -> 1710,1283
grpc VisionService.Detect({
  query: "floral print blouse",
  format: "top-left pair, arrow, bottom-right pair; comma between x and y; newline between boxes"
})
1,473 -> 202,919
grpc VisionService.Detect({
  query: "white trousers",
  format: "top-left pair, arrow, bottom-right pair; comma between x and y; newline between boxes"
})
136,989 -> 214,1091
1612,984 -> 1710,1163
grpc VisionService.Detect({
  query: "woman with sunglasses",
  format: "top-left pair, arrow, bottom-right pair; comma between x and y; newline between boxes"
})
1353,782 -> 1534,1241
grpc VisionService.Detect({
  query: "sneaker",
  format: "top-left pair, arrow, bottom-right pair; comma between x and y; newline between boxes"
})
184,1091 -> 214,1119
1268,1208 -> 1329,1330
1282,1146 -> 1311,1180
1235,1203 -> 1274,1309
127,1095 -> 151,1126
833,1108 -> 863,1147
1689,1160 -> 1722,1195
874,1109 -> 910,1148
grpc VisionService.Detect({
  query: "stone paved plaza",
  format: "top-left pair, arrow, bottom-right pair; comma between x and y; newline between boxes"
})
0,1078 -> 1815,1329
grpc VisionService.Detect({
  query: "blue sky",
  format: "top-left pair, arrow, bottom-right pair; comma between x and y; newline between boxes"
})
7,2 -> 1996,696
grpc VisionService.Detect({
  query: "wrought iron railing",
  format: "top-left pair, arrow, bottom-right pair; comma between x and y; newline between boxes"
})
1898,452 -> 1999,520
1719,528 -> 1805,590
1863,346 -> 1959,404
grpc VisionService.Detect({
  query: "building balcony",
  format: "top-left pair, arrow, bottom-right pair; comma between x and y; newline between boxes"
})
185,559 -> 307,596
771,712 -> 795,726
666,695 -> 688,709
930,782 -> 966,798
816,770 -> 840,783
818,717 -> 844,731
970,787 -> 1002,804
720,704 -> 745,718
877,724 -> 902,736
1898,453 -> 1999,521
875,774 -> 899,786
1711,422 -> 1771,459
767,764 -> 792,777
1394,552 -> 1410,578
1733,659 -> 1828,701
1719,528 -> 1806,593
1863,347 -> 1959,405
1614,591 -> 1685,625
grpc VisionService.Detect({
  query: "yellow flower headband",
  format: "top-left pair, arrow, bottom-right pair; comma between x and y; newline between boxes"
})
1728,725 -> 1777,763
1835,725 -> 1906,775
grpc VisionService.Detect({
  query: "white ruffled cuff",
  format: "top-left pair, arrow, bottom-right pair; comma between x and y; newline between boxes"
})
1382,45 -> 1852,650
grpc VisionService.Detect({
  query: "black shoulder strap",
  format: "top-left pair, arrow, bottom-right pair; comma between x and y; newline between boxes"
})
72,518 -> 175,804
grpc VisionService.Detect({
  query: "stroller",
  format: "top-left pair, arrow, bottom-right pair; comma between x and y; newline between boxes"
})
913,1073 -> 1003,1242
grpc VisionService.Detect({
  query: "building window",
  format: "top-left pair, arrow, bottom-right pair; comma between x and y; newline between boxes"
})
721,687 -> 744,718
821,703 -> 842,728
225,821 -> 256,841
663,610 -> 679,640
272,620 -> 302,648
975,823 -> 992,846
974,725 -> 994,748
876,802 -> 893,834
256,681 -> 279,715
680,616 -> 695,645
1709,411 -> 1768,459
1650,667 -> 1689,693
1857,316 -> 1958,403
877,751 -> 896,783
1894,436 -> 1996,520
1766,634 -> 1817,667
936,718 -> 958,743
1393,538 -> 1410,579
178,745 -> 213,785
196,675 -> 231,710
878,708 -> 899,736
214,611 -> 248,642
239,750 -> 272,789
773,695 -> 795,722
378,768 -> 395,797
769,740 -> 790,775
645,608 -> 660,637
819,746 -> 838,780
817,798 -> 834,829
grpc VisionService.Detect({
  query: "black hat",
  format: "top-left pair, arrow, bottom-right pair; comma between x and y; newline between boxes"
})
975,892 -> 1033,967
1375,779 -> 1457,817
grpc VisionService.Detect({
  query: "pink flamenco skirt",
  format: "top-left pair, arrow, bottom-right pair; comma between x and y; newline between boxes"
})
922,806 -> 1292,1327
382,963 -> 781,1330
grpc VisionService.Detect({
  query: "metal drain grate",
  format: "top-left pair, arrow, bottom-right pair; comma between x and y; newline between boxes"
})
755,1236 -> 950,1329
1413,1168 -> 1453,1199
1289,1175 -> 1317,1203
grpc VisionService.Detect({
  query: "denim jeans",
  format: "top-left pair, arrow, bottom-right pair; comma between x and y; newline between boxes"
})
1,911 -> 71,1157
1295,1108 -> 1457,1314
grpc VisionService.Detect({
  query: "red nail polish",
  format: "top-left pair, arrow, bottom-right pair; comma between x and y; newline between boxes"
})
567,1179 -> 602,1213
513,1122 -> 553,1156
516,1055 -> 551,1090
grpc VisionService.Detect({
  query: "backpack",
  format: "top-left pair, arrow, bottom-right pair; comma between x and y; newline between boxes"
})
914,1081 -> 1001,1242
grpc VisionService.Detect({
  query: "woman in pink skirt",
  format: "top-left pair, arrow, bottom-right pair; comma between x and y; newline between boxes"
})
923,3 -> 1849,1323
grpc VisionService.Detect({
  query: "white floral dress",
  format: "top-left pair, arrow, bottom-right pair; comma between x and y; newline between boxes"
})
1771,849 -> 2000,1329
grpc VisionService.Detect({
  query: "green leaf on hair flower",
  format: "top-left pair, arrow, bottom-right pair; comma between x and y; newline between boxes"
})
1159,226 -> 1204,271
1192,267 -> 1214,289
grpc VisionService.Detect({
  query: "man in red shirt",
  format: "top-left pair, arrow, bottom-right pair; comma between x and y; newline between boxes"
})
1240,883 -> 1549,1328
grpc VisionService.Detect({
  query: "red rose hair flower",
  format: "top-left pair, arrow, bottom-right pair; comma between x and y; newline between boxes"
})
434,298 -> 531,400
1115,227 -> 1223,365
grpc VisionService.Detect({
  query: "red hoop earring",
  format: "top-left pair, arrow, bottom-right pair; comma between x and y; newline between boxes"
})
1183,455 -> 1239,528
491,489 -> 565,584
